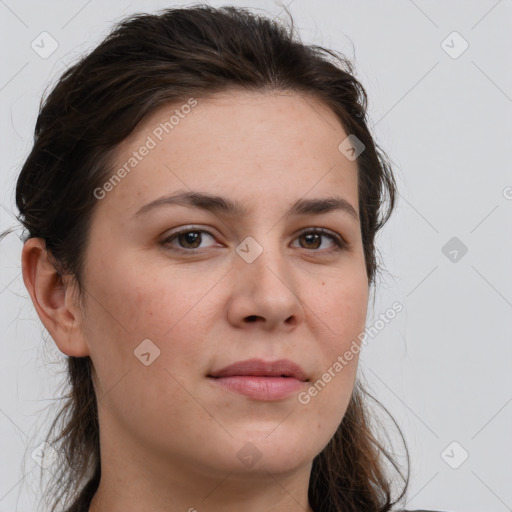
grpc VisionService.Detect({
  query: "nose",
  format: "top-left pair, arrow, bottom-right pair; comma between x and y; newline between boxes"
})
226,239 -> 306,331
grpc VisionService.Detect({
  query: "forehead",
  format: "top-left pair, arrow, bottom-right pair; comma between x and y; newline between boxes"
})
101,89 -> 359,220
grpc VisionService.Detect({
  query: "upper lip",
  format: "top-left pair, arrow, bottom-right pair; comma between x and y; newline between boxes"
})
208,358 -> 309,382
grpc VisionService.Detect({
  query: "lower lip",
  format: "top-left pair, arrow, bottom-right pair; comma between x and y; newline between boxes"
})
210,376 -> 306,401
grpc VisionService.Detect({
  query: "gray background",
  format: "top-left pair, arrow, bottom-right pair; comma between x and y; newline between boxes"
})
1,1 -> 511,511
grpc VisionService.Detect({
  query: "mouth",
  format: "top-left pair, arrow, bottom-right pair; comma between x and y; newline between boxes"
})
208,358 -> 309,401
208,358 -> 309,381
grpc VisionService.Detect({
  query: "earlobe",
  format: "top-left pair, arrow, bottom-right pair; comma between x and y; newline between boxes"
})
21,237 -> 90,357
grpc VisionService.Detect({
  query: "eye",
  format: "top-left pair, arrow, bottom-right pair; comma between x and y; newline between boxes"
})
162,228 -> 219,252
162,227 -> 346,254
291,228 -> 346,252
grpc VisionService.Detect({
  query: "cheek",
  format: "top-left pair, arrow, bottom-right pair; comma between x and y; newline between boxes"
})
314,268 -> 369,347
84,255 -> 212,334
82,258 -> 219,385
301,269 -> 367,427
83,262 -> 216,434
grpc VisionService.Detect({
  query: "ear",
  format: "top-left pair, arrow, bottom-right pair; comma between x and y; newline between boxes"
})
21,237 -> 90,357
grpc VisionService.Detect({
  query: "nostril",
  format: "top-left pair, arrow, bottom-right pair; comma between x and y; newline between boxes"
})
246,315 -> 259,322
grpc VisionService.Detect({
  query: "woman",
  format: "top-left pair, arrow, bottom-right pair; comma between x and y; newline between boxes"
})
16,5 -> 446,512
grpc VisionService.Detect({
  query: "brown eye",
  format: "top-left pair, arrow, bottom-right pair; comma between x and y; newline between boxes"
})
177,231 -> 202,249
292,229 -> 345,252
163,229 -> 218,252
298,232 -> 322,249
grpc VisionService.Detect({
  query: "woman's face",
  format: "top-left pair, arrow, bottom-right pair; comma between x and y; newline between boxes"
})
77,90 -> 368,480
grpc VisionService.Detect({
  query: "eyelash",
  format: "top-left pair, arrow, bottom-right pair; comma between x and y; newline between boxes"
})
162,227 -> 347,254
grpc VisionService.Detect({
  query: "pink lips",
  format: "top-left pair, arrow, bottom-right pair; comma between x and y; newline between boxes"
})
208,358 -> 308,401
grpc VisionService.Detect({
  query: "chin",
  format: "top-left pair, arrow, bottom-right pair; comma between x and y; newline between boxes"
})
216,430 -> 319,475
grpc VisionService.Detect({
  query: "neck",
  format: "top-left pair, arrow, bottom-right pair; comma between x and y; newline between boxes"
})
88,419 -> 314,512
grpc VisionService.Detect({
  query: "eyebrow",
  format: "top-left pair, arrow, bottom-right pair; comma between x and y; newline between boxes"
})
132,190 -> 359,221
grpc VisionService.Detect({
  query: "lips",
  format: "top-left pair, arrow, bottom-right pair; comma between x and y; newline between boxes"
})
208,358 -> 309,382
208,358 -> 309,400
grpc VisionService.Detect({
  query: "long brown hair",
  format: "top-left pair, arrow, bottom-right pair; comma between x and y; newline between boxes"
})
15,5 -> 409,511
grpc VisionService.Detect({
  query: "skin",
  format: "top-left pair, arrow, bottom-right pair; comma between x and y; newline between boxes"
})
22,90 -> 369,512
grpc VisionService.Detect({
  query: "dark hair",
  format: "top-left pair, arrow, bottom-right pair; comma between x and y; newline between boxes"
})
15,4 -> 408,512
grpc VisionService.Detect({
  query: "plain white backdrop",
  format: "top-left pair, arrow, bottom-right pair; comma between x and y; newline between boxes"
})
1,1 -> 511,511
